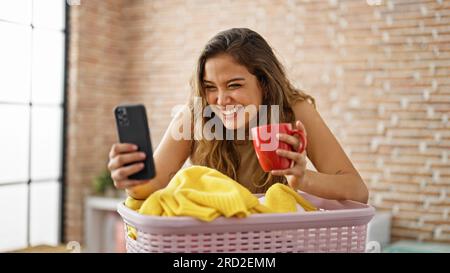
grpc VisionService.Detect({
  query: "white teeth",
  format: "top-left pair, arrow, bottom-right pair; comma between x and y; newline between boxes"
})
222,107 -> 240,115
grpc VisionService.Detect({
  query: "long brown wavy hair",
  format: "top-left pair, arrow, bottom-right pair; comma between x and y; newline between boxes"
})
189,28 -> 315,192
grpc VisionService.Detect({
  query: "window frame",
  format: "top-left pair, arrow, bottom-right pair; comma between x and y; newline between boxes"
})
0,0 -> 69,250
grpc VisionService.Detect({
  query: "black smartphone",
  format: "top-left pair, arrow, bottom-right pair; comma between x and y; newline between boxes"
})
114,104 -> 156,180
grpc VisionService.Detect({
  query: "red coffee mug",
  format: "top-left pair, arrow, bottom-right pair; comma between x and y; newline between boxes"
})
251,123 -> 307,172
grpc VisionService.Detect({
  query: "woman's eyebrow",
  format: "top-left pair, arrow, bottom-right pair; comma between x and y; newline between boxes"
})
203,77 -> 245,84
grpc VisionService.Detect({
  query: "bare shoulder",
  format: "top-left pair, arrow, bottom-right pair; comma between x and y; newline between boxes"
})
291,99 -> 322,129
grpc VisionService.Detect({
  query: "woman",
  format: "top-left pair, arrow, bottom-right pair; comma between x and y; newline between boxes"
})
108,28 -> 369,203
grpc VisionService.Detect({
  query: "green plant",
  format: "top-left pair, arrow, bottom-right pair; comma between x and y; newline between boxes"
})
93,169 -> 115,195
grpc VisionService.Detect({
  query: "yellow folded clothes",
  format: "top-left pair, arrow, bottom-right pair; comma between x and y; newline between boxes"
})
125,166 -> 317,222
124,197 -> 145,211
263,183 -> 317,212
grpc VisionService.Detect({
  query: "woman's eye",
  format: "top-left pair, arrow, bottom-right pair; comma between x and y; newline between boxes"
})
228,84 -> 241,89
205,86 -> 217,91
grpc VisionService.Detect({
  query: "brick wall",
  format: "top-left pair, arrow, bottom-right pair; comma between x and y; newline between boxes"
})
67,0 -> 450,244
66,0 -> 127,243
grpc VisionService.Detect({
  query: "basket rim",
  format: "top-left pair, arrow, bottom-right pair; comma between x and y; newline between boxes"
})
117,191 -> 376,234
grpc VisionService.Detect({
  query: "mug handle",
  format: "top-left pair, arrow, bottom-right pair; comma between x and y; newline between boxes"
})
289,129 -> 307,154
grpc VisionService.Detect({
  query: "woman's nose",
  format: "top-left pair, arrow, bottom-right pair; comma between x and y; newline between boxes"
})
216,90 -> 231,106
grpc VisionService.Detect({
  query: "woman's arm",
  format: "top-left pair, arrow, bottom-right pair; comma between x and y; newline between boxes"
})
125,111 -> 192,199
284,100 -> 368,203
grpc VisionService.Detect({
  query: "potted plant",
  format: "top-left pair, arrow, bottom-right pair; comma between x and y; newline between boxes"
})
92,169 -> 118,197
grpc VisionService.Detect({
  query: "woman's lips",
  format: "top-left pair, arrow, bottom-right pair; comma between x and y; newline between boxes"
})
221,106 -> 244,121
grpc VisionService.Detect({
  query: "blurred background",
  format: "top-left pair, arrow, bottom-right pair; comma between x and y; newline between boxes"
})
0,0 -> 449,253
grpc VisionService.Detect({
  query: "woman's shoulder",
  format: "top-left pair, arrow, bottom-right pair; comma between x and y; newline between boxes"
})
291,98 -> 317,122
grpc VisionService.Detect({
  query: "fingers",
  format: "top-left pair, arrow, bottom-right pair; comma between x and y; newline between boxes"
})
276,133 -> 300,151
109,143 -> 138,159
114,179 -> 148,190
275,148 -> 303,162
108,143 -> 148,190
295,120 -> 306,135
108,152 -> 146,171
271,168 -> 295,176
111,162 -> 145,182
271,148 -> 306,177
270,162 -> 305,177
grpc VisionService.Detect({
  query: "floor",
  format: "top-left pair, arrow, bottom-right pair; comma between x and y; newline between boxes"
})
10,245 -> 81,253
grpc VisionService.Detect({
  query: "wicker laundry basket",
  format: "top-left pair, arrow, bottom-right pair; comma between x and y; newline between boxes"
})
117,191 -> 375,253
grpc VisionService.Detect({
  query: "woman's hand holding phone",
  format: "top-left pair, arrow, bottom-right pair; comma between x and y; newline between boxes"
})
108,143 -> 150,189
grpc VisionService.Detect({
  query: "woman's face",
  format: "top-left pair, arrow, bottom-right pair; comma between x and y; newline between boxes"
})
203,53 -> 263,130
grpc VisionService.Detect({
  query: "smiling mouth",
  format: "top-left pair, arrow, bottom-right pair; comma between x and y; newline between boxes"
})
220,106 -> 244,120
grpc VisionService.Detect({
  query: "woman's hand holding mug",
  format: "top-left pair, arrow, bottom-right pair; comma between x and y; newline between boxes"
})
251,120 -> 308,190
